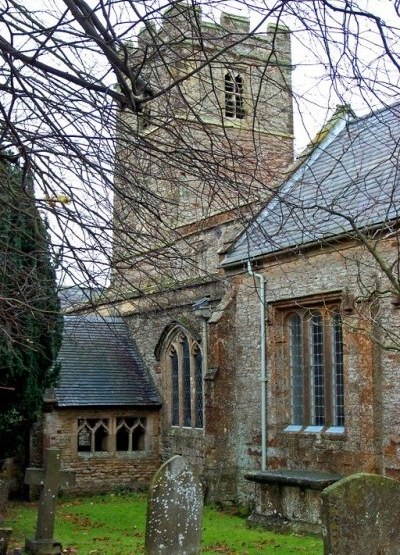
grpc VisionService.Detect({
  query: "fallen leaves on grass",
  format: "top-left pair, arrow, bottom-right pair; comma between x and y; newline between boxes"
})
204,543 -> 238,554
63,513 -> 103,529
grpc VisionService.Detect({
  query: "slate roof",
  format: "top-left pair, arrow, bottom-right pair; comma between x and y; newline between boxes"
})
50,315 -> 161,408
58,286 -> 103,309
223,104 -> 400,266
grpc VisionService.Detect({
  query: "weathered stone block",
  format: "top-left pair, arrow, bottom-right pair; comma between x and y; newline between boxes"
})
246,469 -> 342,535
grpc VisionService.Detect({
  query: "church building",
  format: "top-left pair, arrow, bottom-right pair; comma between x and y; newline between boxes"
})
40,1 -> 400,532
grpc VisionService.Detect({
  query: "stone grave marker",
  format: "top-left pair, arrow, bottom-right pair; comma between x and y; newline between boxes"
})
322,472 -> 400,555
0,527 -> 12,555
0,458 -> 13,555
145,455 -> 203,555
24,448 -> 75,555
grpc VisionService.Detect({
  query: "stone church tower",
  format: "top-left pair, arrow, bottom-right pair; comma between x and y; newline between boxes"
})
112,2 -> 293,293
108,2 -> 294,502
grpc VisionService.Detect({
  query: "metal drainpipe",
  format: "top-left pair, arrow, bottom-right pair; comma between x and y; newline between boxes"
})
247,261 -> 267,471
201,316 -> 208,430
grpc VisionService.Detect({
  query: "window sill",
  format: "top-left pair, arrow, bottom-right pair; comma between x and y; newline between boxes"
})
283,425 -> 346,437
78,451 -> 149,459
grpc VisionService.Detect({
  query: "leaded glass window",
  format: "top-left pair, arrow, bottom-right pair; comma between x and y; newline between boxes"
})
171,346 -> 179,426
332,311 -> 345,427
289,313 -> 304,425
166,328 -> 203,429
195,345 -> 203,428
285,305 -> 345,430
182,337 -> 192,427
310,312 -> 325,426
225,73 -> 234,117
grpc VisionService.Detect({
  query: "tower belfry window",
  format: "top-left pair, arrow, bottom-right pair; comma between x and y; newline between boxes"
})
225,72 -> 245,119
138,106 -> 151,131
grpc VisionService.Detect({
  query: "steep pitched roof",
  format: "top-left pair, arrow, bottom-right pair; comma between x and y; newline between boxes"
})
58,286 -> 103,309
50,315 -> 161,408
223,104 -> 400,266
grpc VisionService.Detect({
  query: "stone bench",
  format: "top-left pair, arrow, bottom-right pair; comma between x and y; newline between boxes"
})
245,469 -> 343,535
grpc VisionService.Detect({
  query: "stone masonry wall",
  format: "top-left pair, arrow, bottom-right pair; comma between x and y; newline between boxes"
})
41,407 -> 161,494
98,279 -> 228,490
223,237 -> 400,498
206,284 -> 242,502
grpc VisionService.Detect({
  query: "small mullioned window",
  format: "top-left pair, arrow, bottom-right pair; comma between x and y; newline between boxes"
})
286,306 -> 344,432
77,417 -> 147,454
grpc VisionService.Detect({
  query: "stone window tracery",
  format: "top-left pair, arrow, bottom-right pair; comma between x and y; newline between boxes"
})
77,418 -> 110,453
116,417 -> 146,451
166,329 -> 203,429
77,416 -> 147,454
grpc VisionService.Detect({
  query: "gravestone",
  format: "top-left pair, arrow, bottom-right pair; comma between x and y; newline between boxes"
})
0,527 -> 12,555
322,473 -> 400,555
24,448 -> 75,555
0,458 -> 13,555
145,455 -> 203,555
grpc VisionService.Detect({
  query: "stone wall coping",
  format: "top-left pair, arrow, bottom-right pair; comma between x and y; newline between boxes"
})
244,469 -> 343,491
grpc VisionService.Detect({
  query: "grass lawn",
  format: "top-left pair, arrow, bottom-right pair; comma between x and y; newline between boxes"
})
6,493 -> 323,554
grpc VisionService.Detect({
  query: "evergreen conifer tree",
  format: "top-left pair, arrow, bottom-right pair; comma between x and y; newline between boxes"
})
0,159 -> 62,457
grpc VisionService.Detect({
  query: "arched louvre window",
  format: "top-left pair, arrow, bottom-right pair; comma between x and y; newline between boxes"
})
225,72 -> 245,119
167,329 -> 203,429
286,306 -> 345,430
235,75 -> 245,119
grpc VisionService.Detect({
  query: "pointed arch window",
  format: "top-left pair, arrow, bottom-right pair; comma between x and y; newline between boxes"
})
287,307 -> 344,431
225,72 -> 245,119
77,418 -> 110,453
116,417 -> 146,451
167,329 -> 203,429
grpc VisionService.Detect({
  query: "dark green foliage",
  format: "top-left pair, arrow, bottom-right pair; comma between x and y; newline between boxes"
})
0,160 -> 62,456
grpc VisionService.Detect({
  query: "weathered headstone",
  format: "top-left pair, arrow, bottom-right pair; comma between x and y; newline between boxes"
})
0,458 -> 13,555
145,455 -> 203,555
322,473 -> 400,555
0,527 -> 12,555
24,448 -> 75,555
0,478 -> 8,523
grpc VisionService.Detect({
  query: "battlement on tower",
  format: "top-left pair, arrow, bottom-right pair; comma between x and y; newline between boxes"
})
136,2 -> 291,67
